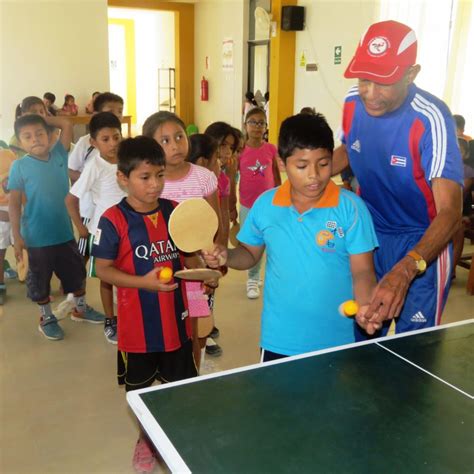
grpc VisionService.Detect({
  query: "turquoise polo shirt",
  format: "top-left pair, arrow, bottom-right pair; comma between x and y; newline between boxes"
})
238,179 -> 378,355
8,141 -> 74,247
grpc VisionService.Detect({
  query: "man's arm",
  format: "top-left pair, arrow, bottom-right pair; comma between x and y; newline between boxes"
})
44,115 -> 73,151
8,189 -> 25,262
365,177 -> 462,321
332,144 -> 350,176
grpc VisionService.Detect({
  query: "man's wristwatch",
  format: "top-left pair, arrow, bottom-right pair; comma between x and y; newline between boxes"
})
406,250 -> 427,274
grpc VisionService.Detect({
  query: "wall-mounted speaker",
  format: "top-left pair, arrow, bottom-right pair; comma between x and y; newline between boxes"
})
281,6 -> 305,31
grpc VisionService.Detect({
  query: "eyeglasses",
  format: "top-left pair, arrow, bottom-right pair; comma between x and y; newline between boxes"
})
246,120 -> 267,128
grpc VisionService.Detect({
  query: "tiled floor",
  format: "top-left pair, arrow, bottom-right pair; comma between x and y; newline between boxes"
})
0,246 -> 472,473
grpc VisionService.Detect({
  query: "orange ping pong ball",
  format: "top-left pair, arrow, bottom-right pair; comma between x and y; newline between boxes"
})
342,300 -> 359,316
158,267 -> 173,283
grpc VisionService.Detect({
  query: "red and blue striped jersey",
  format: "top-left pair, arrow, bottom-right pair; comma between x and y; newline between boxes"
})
341,84 -> 463,233
92,198 -> 191,353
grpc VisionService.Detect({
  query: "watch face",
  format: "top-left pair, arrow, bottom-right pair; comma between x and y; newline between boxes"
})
418,260 -> 427,272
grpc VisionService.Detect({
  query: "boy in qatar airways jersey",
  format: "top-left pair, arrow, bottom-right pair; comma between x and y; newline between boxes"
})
91,136 -> 215,472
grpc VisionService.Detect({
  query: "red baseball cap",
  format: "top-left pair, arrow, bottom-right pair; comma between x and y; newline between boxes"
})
344,20 -> 417,85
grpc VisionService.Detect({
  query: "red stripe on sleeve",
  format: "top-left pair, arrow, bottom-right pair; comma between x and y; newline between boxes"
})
409,118 -> 437,222
342,101 -> 356,140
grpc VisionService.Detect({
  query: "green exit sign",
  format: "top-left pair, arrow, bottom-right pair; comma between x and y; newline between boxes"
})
334,46 -> 342,65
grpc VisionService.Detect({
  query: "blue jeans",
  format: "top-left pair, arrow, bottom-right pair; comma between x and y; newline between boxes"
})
239,204 -> 263,281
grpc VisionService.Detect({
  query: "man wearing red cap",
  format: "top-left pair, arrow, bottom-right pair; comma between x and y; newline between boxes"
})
334,20 -> 463,338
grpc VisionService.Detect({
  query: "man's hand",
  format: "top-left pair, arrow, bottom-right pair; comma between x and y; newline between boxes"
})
364,256 -> 417,321
202,245 -> 228,269
141,267 -> 178,292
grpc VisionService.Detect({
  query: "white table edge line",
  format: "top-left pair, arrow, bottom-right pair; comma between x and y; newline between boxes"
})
375,342 -> 474,400
127,392 -> 191,473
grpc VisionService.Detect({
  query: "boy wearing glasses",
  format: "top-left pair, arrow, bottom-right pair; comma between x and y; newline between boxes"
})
240,107 -> 281,299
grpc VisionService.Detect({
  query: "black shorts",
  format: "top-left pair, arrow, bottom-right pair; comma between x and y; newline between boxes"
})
26,240 -> 86,302
117,340 -> 198,392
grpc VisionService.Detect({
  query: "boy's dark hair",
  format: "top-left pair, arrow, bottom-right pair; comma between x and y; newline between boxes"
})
300,106 -> 316,115
278,113 -> 334,162
118,136 -> 165,177
89,112 -> 122,139
188,134 -> 218,164
15,96 -> 45,119
93,92 -> 124,112
453,114 -> 465,131
204,121 -> 234,145
244,107 -> 266,123
14,114 -> 49,138
142,111 -> 186,138
43,92 -> 56,103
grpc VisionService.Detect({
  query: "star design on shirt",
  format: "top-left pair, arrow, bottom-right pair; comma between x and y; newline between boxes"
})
248,160 -> 267,176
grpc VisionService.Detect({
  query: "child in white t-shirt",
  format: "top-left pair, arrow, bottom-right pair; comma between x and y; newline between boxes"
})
65,112 -> 126,343
68,92 -> 124,256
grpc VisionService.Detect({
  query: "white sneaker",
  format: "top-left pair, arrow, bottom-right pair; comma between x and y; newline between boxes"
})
55,293 -> 75,320
246,279 -> 260,299
258,279 -> 264,288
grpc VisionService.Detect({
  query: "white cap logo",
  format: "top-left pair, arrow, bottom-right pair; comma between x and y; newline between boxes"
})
368,36 -> 389,56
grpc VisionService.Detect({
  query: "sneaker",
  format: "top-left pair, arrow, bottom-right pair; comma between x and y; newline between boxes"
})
38,314 -> 64,340
246,279 -> 260,299
209,326 -> 220,339
104,318 -> 118,344
258,278 -> 264,288
4,268 -> 17,280
71,305 -> 105,324
132,437 -> 156,473
205,339 -> 223,357
54,293 -> 75,320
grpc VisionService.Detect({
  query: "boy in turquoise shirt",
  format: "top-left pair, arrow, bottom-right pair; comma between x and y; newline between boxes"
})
203,113 -> 381,361
8,114 -> 103,341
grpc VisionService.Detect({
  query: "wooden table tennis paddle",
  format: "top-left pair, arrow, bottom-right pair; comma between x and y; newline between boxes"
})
169,198 -> 218,253
17,249 -> 28,283
174,268 -> 222,281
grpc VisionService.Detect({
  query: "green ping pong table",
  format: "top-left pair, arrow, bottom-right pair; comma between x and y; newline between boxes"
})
127,319 -> 473,473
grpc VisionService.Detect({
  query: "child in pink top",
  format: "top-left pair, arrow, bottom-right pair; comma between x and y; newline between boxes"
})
60,94 -> 78,116
239,108 -> 281,299
143,112 -> 223,369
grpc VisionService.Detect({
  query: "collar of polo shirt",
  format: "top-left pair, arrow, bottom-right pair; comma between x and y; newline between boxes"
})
272,179 -> 340,208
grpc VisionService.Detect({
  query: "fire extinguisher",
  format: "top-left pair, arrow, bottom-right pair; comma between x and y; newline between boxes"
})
201,76 -> 209,101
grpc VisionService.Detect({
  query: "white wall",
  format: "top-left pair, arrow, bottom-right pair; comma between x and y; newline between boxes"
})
294,0 -> 378,135
194,0 -> 247,131
0,0 -> 110,140
108,7 -> 175,132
